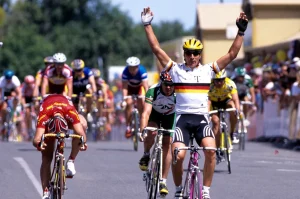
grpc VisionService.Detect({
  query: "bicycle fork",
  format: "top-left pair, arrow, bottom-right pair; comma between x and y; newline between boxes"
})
219,122 -> 232,152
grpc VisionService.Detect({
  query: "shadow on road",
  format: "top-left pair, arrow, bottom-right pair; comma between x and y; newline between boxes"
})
96,148 -> 135,152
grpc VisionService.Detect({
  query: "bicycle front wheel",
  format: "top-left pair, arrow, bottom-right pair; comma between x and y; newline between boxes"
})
191,170 -> 202,199
148,151 -> 160,199
58,158 -> 65,198
224,132 -> 232,174
132,112 -> 139,151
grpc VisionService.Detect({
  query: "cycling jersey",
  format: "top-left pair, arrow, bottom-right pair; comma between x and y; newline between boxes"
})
145,83 -> 176,115
21,83 -> 35,103
37,94 -> 80,130
208,77 -> 237,102
0,75 -> 21,97
122,65 -> 148,87
72,67 -> 93,95
232,74 -> 254,99
165,60 -> 218,115
44,64 -> 72,94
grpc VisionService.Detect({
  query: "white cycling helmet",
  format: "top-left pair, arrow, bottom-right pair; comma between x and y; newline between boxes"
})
53,52 -> 67,63
126,56 -> 140,67
212,69 -> 227,79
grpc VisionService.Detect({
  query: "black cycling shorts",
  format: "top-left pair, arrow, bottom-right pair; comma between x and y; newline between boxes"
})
149,111 -> 175,137
173,114 -> 214,146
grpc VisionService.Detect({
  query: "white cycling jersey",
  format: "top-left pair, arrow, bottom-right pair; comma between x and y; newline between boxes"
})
164,60 -> 218,115
0,75 -> 21,97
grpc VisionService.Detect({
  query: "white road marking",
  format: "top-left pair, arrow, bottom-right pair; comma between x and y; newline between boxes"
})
14,157 -> 42,197
277,169 -> 300,173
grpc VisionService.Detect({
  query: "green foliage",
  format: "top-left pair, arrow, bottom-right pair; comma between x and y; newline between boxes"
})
0,0 -> 193,79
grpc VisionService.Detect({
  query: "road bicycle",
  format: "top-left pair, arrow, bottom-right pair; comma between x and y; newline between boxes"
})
173,132 -> 216,198
39,132 -> 84,199
141,126 -> 175,199
209,108 -> 236,174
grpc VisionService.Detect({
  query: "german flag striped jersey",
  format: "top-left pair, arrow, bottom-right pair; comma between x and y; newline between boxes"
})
164,59 -> 218,115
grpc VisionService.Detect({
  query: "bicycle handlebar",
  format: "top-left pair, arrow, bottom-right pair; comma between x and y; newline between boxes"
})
240,101 -> 254,105
123,95 -> 145,100
173,146 -> 216,164
39,133 -> 84,149
71,93 -> 93,98
141,127 -> 175,141
208,107 -> 236,115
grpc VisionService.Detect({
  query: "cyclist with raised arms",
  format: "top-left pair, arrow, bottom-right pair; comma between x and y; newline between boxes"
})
139,71 -> 176,197
141,7 -> 248,199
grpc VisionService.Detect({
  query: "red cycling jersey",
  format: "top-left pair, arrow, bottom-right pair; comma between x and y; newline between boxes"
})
37,94 -> 80,130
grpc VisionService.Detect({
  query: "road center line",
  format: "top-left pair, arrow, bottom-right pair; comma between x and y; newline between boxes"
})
277,169 -> 300,172
14,157 -> 42,197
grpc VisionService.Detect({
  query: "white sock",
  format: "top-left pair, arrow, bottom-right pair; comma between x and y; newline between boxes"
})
160,178 -> 167,184
203,186 -> 210,192
175,185 -> 182,192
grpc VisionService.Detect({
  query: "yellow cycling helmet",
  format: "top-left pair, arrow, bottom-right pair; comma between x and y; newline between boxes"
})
183,38 -> 203,51
212,69 -> 227,79
92,68 -> 101,78
71,59 -> 85,70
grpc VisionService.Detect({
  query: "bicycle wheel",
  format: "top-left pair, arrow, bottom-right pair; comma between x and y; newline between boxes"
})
191,170 -> 202,199
58,158 -> 65,198
239,120 -> 246,151
148,151 -> 160,199
132,112 -> 139,151
182,171 -> 192,198
224,130 -> 232,174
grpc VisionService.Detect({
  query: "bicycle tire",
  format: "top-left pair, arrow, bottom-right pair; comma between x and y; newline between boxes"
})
224,130 -> 232,174
191,170 -> 202,199
132,111 -> 139,151
58,158 -> 65,198
182,161 -> 192,198
148,151 -> 160,199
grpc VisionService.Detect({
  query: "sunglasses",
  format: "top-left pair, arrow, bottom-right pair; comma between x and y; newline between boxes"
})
213,79 -> 225,83
163,82 -> 174,87
185,51 -> 201,56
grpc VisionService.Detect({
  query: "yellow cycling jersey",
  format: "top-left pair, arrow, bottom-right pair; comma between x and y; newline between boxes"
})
208,77 -> 237,102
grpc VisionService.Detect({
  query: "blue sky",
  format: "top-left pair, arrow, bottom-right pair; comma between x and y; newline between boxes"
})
110,0 -> 241,29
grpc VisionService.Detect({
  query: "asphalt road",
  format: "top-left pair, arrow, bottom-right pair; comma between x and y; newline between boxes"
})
1,128 -> 300,199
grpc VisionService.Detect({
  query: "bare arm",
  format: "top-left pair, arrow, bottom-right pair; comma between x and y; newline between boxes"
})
140,102 -> 152,132
88,75 -> 97,94
142,79 -> 149,93
122,81 -> 128,98
232,93 -> 240,112
249,87 -> 255,104
41,77 -> 48,97
216,12 -> 248,70
142,8 -> 170,70
66,78 -> 73,98
33,76 -> 41,97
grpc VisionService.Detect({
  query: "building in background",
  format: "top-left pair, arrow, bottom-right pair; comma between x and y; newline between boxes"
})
242,0 -> 300,58
195,3 -> 244,64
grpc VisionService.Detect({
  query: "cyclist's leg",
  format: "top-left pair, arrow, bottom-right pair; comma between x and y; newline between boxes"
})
195,115 -> 215,196
159,113 -> 175,195
171,114 -> 189,194
66,114 -> 87,177
0,100 -> 8,129
139,120 -> 157,171
227,100 -> 237,136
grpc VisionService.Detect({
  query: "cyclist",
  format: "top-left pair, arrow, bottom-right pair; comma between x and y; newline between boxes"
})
41,53 -> 73,98
21,75 -> 36,139
32,94 -> 87,199
139,71 -> 176,197
33,56 -> 55,97
92,68 -> 108,119
142,7 -> 248,199
208,70 -> 240,164
121,56 -> 149,138
71,59 -> 97,113
0,70 -> 22,139
231,66 -> 256,140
